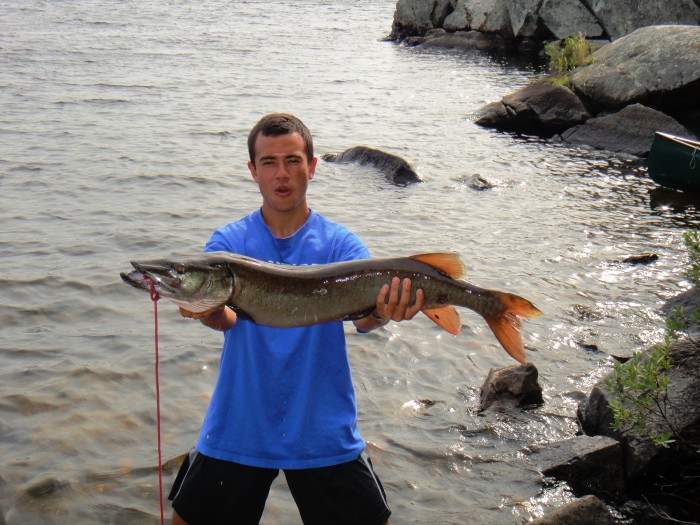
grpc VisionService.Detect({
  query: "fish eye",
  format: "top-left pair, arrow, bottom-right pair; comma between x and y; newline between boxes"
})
175,264 -> 186,274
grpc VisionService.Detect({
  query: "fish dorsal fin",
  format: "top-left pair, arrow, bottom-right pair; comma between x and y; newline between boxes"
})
423,306 -> 461,335
410,253 -> 465,279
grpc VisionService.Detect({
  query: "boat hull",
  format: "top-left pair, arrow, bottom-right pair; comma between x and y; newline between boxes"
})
648,132 -> 700,192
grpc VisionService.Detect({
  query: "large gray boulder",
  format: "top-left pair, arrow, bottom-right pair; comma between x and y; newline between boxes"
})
393,0 -> 452,37
475,25 -> 700,154
539,0 -> 605,40
464,0 -> 512,36
391,0 -> 700,44
524,435 -> 625,499
589,0 -> 700,40
560,103 -> 694,155
508,0 -> 542,38
570,25 -> 700,114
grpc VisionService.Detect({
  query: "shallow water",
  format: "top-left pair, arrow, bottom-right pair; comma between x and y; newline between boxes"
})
2,1 -> 700,524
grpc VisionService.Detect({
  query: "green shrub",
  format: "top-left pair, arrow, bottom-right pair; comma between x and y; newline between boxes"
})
606,310 -> 677,448
606,229 -> 700,449
545,33 -> 594,74
683,230 -> 700,285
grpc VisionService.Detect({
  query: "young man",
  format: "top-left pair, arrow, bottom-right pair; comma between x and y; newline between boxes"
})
170,113 -> 424,525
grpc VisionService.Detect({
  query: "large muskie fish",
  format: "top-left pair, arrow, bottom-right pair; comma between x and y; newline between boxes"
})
120,252 -> 542,363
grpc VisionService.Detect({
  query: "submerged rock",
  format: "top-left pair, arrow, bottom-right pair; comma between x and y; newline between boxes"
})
620,253 -> 659,265
322,146 -> 422,185
19,477 -> 70,499
458,174 -> 494,191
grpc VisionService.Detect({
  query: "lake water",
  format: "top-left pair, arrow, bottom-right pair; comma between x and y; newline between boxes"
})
2,1 -> 700,524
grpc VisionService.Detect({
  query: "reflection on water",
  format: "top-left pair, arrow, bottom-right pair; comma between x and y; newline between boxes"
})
2,1 -> 700,524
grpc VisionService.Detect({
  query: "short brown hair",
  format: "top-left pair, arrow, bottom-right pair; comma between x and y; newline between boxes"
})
247,113 -> 314,166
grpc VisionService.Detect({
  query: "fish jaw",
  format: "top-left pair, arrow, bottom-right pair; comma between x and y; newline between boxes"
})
121,258 -> 234,313
120,270 -> 152,292
129,260 -> 186,296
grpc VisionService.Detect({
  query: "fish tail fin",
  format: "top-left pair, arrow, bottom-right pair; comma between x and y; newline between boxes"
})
485,292 -> 543,364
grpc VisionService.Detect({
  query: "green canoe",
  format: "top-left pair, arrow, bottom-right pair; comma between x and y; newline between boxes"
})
648,132 -> 700,192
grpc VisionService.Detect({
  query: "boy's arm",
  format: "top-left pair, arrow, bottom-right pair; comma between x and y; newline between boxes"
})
180,305 -> 237,331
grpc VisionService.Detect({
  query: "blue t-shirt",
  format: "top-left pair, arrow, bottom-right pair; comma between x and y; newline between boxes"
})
196,208 -> 371,469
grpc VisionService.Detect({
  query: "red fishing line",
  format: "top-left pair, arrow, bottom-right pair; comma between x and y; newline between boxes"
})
148,279 -> 165,525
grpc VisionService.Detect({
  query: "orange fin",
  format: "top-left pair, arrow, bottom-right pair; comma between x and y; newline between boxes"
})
423,306 -> 461,335
410,253 -> 465,279
485,292 -> 543,364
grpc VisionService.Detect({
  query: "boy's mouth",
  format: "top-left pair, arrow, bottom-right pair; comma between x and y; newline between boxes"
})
275,185 -> 292,197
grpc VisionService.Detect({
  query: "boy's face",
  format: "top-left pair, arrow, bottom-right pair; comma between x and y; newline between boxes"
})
248,131 -> 317,216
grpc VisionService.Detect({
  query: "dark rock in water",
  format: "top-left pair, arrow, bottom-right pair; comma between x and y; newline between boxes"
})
620,253 -> 659,265
322,146 -> 422,185
529,495 -> 615,525
458,174 -> 494,191
475,82 -> 590,136
524,435 -> 625,500
479,363 -> 543,411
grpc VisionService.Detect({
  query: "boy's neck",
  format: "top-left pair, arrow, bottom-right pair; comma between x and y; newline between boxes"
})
261,205 -> 310,238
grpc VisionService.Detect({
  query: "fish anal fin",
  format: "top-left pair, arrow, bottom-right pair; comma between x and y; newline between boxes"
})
423,306 -> 461,335
410,253 -> 465,279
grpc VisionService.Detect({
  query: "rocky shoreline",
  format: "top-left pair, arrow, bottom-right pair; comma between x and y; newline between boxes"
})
388,1 -> 700,156
389,1 -> 700,523
475,291 -> 700,524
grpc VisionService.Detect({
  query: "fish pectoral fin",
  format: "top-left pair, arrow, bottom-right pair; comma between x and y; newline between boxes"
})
410,253 -> 465,279
343,307 -> 376,321
422,306 -> 461,335
230,305 -> 253,321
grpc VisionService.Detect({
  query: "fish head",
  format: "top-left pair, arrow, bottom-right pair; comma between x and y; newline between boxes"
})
121,256 -> 234,313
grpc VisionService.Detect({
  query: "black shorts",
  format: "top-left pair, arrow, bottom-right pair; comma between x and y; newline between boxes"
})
169,450 -> 391,525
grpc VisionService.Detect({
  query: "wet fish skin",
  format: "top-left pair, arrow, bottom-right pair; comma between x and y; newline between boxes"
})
120,252 -> 542,364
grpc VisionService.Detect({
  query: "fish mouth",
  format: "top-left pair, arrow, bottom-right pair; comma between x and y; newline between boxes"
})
120,261 -> 182,295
